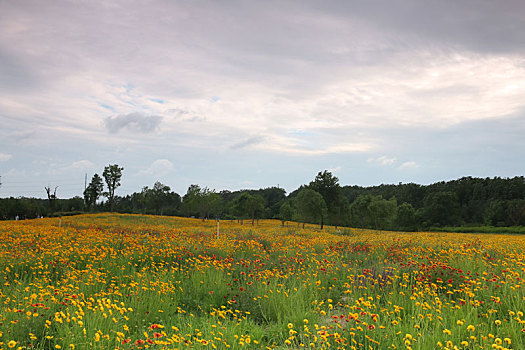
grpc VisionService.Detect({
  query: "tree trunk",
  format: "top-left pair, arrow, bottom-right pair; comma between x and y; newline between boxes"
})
320,216 -> 324,230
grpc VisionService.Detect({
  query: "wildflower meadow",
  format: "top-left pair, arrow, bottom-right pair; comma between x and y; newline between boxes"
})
1,214 -> 524,349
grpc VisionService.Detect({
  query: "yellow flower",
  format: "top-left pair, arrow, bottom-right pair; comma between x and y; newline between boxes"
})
94,333 -> 100,342
8,340 -> 17,348
443,329 -> 451,335
504,338 -> 511,345
467,325 -> 475,331
460,341 -> 468,346
495,320 -> 501,326
288,323 -> 294,329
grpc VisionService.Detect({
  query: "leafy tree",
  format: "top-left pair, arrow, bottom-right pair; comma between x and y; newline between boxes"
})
368,196 -> 397,230
506,199 -> 525,226
309,170 -> 345,226
144,181 -> 172,215
349,194 -> 373,228
295,188 -> 328,229
245,194 -> 265,225
422,191 -> 461,227
231,193 -> 265,225
395,202 -> 417,231
484,200 -> 506,226
279,201 -> 294,226
182,185 -> 221,220
231,193 -> 250,224
83,174 -> 104,211
103,164 -> 123,212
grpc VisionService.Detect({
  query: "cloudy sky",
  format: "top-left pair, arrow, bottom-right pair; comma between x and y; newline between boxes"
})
1,0 -> 525,198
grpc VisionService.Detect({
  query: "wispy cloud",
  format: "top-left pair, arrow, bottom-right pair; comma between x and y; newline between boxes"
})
368,156 -> 396,166
104,112 -> 163,134
398,161 -> 419,170
139,159 -> 175,177
230,136 -> 267,150
0,153 -> 12,161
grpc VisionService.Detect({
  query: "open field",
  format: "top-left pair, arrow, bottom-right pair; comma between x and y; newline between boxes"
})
1,214 -> 524,349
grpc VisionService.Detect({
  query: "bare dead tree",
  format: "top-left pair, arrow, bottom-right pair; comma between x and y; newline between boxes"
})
45,186 -> 58,217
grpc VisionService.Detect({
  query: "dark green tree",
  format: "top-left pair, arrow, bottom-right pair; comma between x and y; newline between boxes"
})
103,164 -> 123,212
422,191 -> 461,227
309,170 -> 345,226
144,181 -> 172,215
245,194 -> 265,225
295,188 -> 328,229
395,202 -> 417,231
83,174 -> 104,211
279,201 -> 294,226
368,196 -> 397,230
182,185 -> 221,220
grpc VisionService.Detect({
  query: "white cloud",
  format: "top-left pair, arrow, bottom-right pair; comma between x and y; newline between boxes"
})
398,161 -> 419,170
0,153 -> 12,161
70,160 -> 95,169
139,159 -> 175,177
368,156 -> 396,166
327,166 -> 342,173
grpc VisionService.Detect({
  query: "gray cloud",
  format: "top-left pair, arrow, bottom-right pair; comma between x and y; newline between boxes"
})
104,113 -> 163,134
230,136 -> 267,150
1,0 -> 525,198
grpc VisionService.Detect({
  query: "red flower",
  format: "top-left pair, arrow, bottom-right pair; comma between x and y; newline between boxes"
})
122,339 -> 131,344
135,339 -> 146,346
154,332 -> 163,338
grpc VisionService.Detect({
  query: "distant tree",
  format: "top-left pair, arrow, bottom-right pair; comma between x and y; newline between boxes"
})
83,174 -> 104,211
422,191 -> 461,227
182,185 -> 221,220
230,193 -> 265,225
484,200 -> 506,226
144,181 -> 171,215
395,202 -> 417,231
45,186 -> 58,217
279,201 -> 294,226
368,196 -> 397,230
103,164 -> 123,212
231,193 -> 250,224
295,188 -> 328,229
349,194 -> 374,228
245,194 -> 265,225
506,199 -> 525,226
309,170 -> 345,226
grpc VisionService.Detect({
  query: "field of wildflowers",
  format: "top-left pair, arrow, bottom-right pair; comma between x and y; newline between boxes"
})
1,214 -> 524,349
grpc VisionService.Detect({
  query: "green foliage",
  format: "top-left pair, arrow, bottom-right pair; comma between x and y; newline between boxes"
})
309,170 -> 347,226
295,188 -> 328,229
279,201 -> 294,226
422,191 -> 461,227
231,193 -> 265,225
395,202 -> 417,231
349,194 -> 397,230
84,173 -> 104,211
102,164 -> 123,212
182,185 -> 221,219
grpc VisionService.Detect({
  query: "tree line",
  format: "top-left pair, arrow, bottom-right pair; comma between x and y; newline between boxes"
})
1,166 -> 525,230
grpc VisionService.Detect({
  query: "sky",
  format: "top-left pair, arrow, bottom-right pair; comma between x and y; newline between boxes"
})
1,0 -> 525,199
